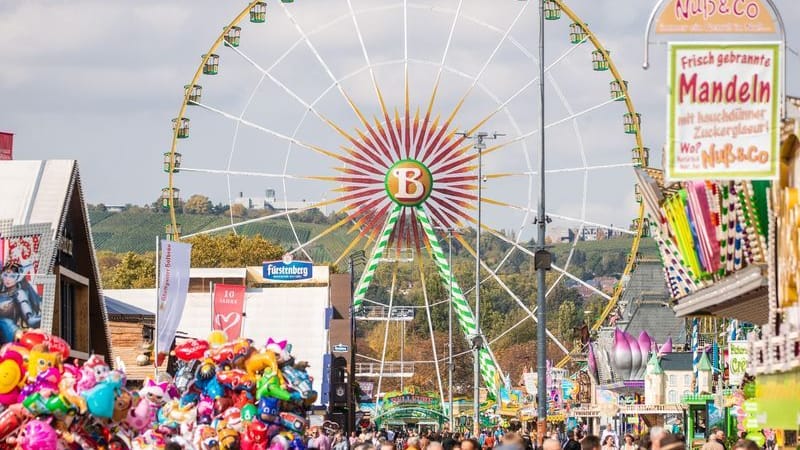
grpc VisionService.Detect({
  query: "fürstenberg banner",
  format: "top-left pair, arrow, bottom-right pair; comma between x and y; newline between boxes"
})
156,239 -> 192,355
666,42 -> 780,181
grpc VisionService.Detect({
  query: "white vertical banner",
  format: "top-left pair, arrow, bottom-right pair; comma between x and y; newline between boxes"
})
156,239 -> 192,355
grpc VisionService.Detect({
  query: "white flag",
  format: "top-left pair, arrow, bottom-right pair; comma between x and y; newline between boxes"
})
156,240 -> 192,355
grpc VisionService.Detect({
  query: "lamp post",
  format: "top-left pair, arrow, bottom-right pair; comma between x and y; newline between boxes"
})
456,131 -> 503,438
535,0 -> 552,443
435,225 -> 464,432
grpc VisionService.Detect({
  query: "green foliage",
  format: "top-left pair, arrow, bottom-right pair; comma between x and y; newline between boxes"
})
185,233 -> 284,268
102,252 -> 156,289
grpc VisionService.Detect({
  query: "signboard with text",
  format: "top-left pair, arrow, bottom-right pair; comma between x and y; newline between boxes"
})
667,42 -> 780,181
656,0 -> 776,34
262,259 -> 313,282
727,340 -> 749,386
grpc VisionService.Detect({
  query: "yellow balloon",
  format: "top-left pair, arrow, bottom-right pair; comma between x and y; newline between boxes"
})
208,330 -> 228,348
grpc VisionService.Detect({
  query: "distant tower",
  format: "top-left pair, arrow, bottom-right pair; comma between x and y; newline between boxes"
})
696,351 -> 713,393
644,353 -> 665,405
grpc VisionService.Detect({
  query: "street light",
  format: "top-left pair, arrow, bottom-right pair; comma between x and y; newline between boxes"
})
456,131 -> 503,438
435,225 -> 466,432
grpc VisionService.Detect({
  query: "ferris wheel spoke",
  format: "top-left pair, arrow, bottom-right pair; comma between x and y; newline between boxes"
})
422,2 -> 530,162
487,315 -> 531,347
181,196 -> 340,238
452,234 -> 570,355
375,265 -> 399,403
463,36 -> 588,138
546,213 -> 636,236
179,167 -> 305,180
482,96 -> 623,158
416,258 -> 447,410
225,43 -> 393,169
415,0 -> 464,160
189,100 -> 349,163
281,3 -> 398,163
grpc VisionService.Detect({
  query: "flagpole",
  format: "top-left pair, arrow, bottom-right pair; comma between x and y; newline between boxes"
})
210,281 -> 214,331
154,236 -> 160,376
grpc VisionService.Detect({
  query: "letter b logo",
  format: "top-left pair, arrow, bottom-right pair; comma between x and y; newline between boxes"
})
385,160 -> 433,206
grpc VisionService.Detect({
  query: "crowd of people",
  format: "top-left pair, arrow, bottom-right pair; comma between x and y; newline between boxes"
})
301,423 -> 769,450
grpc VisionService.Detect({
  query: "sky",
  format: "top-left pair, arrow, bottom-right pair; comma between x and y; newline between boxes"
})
1,0 -> 798,241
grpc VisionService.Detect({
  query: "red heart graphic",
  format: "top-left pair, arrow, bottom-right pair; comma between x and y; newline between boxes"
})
214,312 -> 241,337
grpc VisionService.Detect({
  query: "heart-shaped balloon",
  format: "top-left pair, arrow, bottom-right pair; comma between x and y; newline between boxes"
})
173,339 -> 210,361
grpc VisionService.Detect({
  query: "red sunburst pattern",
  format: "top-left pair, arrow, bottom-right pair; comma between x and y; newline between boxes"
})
322,99 -> 479,251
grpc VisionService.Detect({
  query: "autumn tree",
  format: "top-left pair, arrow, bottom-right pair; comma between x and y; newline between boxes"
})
230,203 -> 247,218
185,233 -> 284,267
102,252 -> 156,289
183,194 -> 212,215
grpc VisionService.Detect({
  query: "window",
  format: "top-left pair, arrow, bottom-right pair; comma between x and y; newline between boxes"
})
683,390 -> 691,399
59,280 -> 76,347
668,390 -> 677,404
669,375 -> 677,386
684,374 -> 691,386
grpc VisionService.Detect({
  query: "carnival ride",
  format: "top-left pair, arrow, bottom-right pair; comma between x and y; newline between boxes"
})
163,0 -> 649,409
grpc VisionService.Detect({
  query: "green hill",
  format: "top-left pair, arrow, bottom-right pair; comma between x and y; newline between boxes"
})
88,208 -> 658,276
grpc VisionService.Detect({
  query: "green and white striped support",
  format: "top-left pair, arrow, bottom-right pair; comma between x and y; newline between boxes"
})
413,206 -> 499,394
353,204 -> 403,311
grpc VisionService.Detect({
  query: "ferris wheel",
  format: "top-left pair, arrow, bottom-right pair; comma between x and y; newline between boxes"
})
164,0 -> 649,399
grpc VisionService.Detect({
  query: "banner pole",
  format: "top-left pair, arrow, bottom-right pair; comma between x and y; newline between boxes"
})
154,236 -> 160,376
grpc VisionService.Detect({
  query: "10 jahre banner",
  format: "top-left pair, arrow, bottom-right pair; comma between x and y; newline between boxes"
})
667,42 -> 780,181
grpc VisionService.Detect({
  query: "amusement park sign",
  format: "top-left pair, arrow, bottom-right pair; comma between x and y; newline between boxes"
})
656,0 -> 775,34
666,42 -> 780,181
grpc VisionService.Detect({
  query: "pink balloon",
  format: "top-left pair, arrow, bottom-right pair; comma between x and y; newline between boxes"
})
19,419 -> 57,450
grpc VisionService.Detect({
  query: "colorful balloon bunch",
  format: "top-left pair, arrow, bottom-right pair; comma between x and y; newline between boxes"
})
0,329 -> 317,450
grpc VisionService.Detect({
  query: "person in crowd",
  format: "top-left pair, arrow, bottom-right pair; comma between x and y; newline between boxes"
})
461,438 -> 481,450
429,442 -> 445,450
421,435 -> 431,450
581,435 -> 601,450
543,439 -> 562,450
407,437 -> 422,450
716,429 -> 727,450
602,435 -> 617,450
497,432 -> 525,450
564,430 -> 582,450
600,425 -> 618,449
382,442 -> 397,450
657,434 -> 685,450
351,432 -> 362,447
732,440 -> 758,450
443,435 -> 458,450
649,427 -> 666,450
334,432 -> 350,450
621,434 -> 636,450
701,428 -> 724,450
762,429 -> 775,450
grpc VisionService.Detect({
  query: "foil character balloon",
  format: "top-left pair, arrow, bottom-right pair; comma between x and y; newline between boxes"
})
241,420 -> 268,450
18,418 -> 58,450
113,389 -> 133,423
26,347 -> 60,383
256,397 -> 279,425
83,372 -> 122,419
59,364 -> 87,413
0,349 -> 24,405
241,403 -> 257,423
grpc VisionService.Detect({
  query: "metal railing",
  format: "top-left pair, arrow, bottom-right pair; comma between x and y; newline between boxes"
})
355,362 -> 415,378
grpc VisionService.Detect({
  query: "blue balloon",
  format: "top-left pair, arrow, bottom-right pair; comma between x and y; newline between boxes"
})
203,377 -> 225,399
82,378 -> 120,419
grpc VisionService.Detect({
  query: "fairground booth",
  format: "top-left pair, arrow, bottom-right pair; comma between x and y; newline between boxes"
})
0,160 -> 111,360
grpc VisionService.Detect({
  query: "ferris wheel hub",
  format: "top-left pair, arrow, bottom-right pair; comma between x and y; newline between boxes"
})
384,159 -> 434,207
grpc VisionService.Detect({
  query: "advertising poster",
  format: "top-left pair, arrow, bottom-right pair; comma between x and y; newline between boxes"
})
666,42 -> 780,181
212,283 -> 246,342
0,236 -> 44,343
